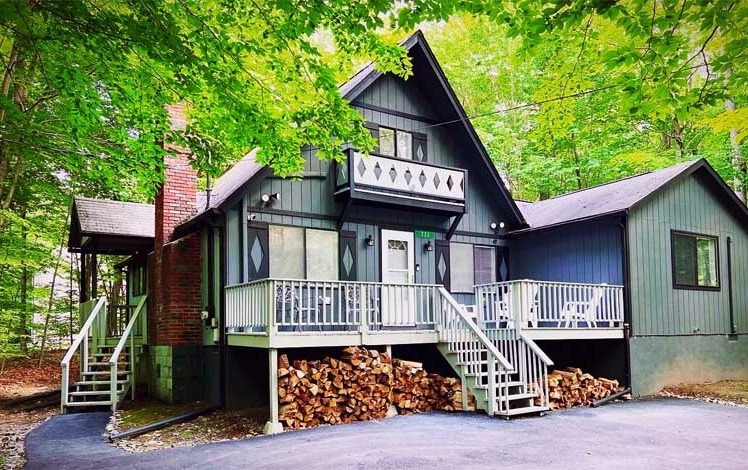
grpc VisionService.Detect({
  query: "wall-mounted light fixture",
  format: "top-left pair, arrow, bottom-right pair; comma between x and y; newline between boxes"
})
260,192 -> 281,206
490,221 -> 506,233
424,240 -> 433,252
365,235 -> 375,247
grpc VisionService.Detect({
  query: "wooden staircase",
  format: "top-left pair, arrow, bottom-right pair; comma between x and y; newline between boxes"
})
64,345 -> 132,410
61,296 -> 146,413
435,287 -> 552,418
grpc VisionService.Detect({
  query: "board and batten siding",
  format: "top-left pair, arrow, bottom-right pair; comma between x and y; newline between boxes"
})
511,219 -> 624,285
628,175 -> 748,337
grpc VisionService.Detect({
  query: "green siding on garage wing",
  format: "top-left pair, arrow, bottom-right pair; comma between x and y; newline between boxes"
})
628,174 -> 748,337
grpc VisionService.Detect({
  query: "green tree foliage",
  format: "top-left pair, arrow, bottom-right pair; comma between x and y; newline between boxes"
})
0,1 -> 747,355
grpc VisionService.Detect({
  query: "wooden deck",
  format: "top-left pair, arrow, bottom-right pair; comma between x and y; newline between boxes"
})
224,279 -> 625,348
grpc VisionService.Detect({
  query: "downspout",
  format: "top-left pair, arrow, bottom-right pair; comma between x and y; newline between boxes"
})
218,223 -> 227,409
619,212 -> 633,389
727,237 -> 737,337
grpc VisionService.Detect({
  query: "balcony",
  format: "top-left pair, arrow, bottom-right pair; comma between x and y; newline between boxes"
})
335,149 -> 467,214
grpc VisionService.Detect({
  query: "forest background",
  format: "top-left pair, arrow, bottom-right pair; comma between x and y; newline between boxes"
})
0,0 -> 745,362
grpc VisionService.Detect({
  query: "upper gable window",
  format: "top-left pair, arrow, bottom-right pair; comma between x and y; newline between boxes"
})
379,127 -> 413,159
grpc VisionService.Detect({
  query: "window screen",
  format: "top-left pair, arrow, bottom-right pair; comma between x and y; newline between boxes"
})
473,246 -> 496,285
305,229 -> 338,280
672,231 -> 719,289
396,131 -> 412,159
269,225 -> 304,278
450,243 -> 474,293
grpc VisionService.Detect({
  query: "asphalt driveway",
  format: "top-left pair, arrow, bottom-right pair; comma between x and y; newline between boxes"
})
25,398 -> 748,470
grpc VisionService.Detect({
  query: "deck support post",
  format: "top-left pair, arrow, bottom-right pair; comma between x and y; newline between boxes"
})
263,348 -> 283,435
385,345 -> 392,357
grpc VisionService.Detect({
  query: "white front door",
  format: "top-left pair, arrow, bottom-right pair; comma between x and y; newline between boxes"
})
381,230 -> 416,326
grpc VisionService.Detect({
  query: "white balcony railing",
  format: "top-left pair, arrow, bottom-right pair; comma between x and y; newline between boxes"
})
337,151 -> 466,204
474,280 -> 624,330
225,279 -> 442,334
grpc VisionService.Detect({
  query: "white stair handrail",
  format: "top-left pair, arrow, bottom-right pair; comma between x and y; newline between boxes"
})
437,287 -> 513,370
60,297 -> 107,412
109,296 -> 147,411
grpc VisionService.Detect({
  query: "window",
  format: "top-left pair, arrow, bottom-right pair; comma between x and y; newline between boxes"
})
671,231 -> 719,290
448,243 -> 496,293
269,226 -> 305,278
449,243 -> 474,293
305,229 -> 338,280
379,127 -> 413,159
268,225 -> 339,280
473,246 -> 496,285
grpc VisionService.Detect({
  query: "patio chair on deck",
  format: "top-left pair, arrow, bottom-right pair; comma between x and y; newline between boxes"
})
560,286 -> 605,328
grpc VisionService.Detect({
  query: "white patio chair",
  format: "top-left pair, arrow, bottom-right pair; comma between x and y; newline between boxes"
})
560,286 -> 605,328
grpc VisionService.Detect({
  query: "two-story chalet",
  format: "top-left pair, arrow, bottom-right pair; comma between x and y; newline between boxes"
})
63,32 -> 748,433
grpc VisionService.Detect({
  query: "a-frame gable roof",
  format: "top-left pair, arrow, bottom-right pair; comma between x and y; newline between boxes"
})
515,158 -> 748,232
340,31 -> 527,228
176,30 -> 528,235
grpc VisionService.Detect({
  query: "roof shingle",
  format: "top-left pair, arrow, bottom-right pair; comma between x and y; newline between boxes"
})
74,197 -> 154,238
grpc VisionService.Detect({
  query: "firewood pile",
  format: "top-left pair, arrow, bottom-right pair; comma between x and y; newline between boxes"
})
277,347 -> 470,430
393,359 -> 474,414
546,367 -> 624,409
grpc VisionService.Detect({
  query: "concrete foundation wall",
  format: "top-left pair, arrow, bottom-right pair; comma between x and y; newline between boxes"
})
629,335 -> 748,396
147,344 -> 205,404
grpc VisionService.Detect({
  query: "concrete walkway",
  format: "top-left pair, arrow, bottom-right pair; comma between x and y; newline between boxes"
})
25,398 -> 748,469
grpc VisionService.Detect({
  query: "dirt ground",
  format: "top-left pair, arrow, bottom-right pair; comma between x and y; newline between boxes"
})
660,380 -> 748,407
108,400 -> 266,453
0,350 -> 70,470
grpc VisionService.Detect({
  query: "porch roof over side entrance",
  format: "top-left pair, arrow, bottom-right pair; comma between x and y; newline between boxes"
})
68,196 -> 155,255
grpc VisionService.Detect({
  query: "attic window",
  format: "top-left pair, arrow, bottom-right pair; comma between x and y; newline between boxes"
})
379,127 -> 412,159
671,231 -> 719,290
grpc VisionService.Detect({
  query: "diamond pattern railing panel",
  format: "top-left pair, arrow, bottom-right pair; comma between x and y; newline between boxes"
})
351,152 -> 465,201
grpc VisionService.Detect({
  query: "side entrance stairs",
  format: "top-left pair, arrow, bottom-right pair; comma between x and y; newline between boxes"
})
436,287 -> 553,418
61,296 -> 146,413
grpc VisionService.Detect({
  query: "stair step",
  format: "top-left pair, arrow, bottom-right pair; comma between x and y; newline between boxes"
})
65,401 -> 113,407
87,362 -> 129,367
81,371 -> 130,376
500,405 -> 548,417
506,392 -> 538,401
69,390 -> 126,397
75,380 -> 129,386
500,381 -> 525,388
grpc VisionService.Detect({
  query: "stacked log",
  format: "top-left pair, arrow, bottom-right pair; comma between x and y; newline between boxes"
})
392,359 -> 474,413
546,367 -> 624,409
277,347 -> 470,430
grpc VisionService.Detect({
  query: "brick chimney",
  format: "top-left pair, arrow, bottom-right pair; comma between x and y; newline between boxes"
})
148,104 -> 204,404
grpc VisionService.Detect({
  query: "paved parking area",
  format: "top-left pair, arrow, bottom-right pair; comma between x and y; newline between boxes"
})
25,398 -> 748,469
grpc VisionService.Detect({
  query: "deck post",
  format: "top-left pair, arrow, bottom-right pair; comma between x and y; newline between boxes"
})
263,348 -> 283,435
385,345 -> 392,357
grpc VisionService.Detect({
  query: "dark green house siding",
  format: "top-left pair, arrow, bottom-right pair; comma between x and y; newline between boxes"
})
628,173 -> 748,394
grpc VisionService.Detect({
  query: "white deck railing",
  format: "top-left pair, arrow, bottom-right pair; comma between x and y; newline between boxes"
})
109,296 -> 147,411
226,279 -> 442,333
474,280 -> 624,330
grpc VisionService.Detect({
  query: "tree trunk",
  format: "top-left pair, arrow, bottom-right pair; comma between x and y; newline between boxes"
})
725,69 -> 745,201
19,210 -> 29,355
38,208 -> 70,365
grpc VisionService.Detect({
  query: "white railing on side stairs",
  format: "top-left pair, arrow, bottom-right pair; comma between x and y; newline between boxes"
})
483,328 -> 554,410
436,287 -> 514,415
109,296 -> 147,411
61,297 -> 107,412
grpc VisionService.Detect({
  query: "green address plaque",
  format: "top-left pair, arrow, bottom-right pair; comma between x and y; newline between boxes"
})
415,230 -> 434,239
